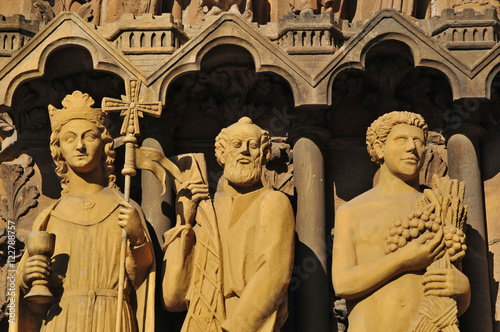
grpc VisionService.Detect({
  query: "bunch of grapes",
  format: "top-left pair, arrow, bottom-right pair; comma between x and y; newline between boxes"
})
385,209 -> 467,261
385,209 -> 440,255
443,225 -> 467,260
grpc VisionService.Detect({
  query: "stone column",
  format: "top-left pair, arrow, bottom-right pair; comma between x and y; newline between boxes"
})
445,123 -> 493,332
290,126 -> 330,332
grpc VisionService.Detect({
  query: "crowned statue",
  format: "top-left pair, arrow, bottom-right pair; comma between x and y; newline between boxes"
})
10,91 -> 156,332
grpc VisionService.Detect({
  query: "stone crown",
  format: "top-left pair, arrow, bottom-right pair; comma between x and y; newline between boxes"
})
48,91 -> 105,131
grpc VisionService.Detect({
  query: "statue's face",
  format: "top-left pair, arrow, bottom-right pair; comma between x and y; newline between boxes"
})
381,123 -> 425,180
59,119 -> 104,174
223,124 -> 263,187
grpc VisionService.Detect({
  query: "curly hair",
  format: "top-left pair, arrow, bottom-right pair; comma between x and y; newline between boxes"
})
50,119 -> 117,196
215,117 -> 271,167
366,111 -> 428,165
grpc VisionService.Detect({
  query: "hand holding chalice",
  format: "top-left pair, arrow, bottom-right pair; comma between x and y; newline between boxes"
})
23,231 -> 56,304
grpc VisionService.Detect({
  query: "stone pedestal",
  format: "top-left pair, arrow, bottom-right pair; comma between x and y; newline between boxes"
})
291,127 -> 330,332
445,124 -> 493,332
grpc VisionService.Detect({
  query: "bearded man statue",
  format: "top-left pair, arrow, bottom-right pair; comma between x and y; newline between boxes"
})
162,117 -> 295,332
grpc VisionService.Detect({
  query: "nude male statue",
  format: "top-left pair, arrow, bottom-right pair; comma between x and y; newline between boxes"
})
331,111 -> 470,331
162,117 -> 295,332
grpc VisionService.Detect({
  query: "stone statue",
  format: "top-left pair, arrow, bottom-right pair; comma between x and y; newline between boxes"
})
331,111 -> 471,331
30,0 -> 161,26
353,0 -> 416,21
11,91 -> 155,332
100,0 -> 162,25
290,0 -> 336,14
200,0 -> 253,21
162,117 -> 295,331
448,0 -> 500,12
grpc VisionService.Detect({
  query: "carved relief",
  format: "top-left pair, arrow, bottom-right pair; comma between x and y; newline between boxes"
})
200,0 -> 253,21
31,0 -> 162,25
290,0 -> 336,14
0,113 -> 16,160
262,138 -> 294,197
0,156 -> 39,328
449,0 -> 500,11
169,68 -> 294,138
32,0 -> 96,24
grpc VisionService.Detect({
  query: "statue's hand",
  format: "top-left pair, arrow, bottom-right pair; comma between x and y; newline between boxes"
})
22,254 -> 51,289
118,202 -> 145,246
401,228 -> 445,272
176,181 -> 210,226
423,267 -> 470,298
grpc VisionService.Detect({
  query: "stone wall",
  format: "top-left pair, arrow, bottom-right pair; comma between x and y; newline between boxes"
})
1,2 -> 500,331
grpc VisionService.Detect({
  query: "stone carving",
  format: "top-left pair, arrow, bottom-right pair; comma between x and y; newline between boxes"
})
352,0 -> 416,20
99,0 -> 162,25
32,0 -> 96,24
32,1 -> 55,24
168,68 -> 294,138
430,8 -> 500,49
200,0 -> 253,21
449,0 -> 500,11
31,0 -> 161,25
331,111 -> 470,331
373,131 -> 448,188
290,0 -> 336,14
262,138 -> 294,197
162,117 -> 295,331
11,91 -> 155,331
0,113 -> 16,160
0,156 -> 39,328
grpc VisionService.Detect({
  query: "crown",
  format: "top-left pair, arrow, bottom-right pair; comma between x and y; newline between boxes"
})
48,91 -> 105,131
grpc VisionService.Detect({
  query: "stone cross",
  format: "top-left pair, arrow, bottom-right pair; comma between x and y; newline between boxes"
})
102,78 -> 162,136
101,78 -> 162,332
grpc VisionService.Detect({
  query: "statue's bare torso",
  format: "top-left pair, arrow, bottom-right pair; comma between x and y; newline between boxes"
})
337,188 -> 424,332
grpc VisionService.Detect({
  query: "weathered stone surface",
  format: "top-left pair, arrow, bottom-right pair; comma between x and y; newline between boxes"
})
332,112 -> 470,332
163,117 -> 295,332
0,1 -> 500,330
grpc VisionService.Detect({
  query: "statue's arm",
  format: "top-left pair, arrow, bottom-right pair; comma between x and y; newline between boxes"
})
221,191 -> 295,332
123,201 -> 154,288
126,239 -> 154,288
161,224 -> 195,312
161,181 -> 208,311
332,204 -> 445,300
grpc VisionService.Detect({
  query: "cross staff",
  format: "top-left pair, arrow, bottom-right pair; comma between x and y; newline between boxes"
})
102,78 -> 162,332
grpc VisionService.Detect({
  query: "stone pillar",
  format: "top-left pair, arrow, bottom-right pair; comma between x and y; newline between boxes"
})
445,124 -> 493,332
291,126 -> 330,332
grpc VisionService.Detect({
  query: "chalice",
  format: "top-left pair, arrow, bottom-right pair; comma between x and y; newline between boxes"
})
24,231 -> 56,304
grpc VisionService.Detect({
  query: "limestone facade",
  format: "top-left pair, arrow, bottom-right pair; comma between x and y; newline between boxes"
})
1,1 -> 500,331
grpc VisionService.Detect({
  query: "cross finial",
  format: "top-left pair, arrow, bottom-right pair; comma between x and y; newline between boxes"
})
102,78 -> 162,136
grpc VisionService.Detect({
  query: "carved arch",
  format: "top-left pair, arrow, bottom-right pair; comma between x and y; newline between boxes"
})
3,37 -> 132,110
0,13 -> 141,110
318,10 -> 468,106
159,40 -> 301,107
325,33 -> 461,107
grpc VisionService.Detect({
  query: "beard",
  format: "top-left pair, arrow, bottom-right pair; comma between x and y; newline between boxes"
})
224,156 -> 263,187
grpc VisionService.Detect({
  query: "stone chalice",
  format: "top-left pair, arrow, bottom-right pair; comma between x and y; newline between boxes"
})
24,231 -> 56,304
